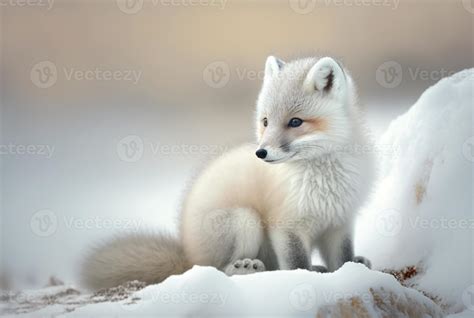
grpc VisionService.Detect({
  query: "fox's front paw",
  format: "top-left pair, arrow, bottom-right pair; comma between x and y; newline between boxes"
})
353,256 -> 372,269
311,265 -> 328,273
224,258 -> 265,276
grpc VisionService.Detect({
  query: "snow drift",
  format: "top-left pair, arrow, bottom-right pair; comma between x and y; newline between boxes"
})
356,68 -> 473,314
2,263 -> 443,317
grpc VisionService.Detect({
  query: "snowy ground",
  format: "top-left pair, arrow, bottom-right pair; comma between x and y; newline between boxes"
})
1,263 -> 445,317
1,70 -> 473,317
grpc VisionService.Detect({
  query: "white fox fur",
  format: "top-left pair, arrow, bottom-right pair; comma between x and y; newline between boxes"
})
81,56 -> 374,290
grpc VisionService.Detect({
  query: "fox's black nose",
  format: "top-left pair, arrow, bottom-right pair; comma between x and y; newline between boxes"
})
255,149 -> 267,159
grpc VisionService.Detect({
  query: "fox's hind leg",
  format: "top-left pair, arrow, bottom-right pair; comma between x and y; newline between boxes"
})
182,207 -> 265,273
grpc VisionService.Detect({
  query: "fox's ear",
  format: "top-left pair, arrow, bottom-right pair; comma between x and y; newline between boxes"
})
264,56 -> 285,79
304,57 -> 347,98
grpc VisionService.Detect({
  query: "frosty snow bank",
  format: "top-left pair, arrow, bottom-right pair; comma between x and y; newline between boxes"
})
2,69 -> 473,317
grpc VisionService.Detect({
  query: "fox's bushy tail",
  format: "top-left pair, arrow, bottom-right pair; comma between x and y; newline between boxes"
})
81,232 -> 190,290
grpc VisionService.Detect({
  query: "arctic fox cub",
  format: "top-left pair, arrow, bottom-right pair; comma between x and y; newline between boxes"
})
82,56 -> 373,289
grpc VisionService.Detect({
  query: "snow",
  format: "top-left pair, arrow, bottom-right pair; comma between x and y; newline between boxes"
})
355,69 -> 474,313
2,70 -> 473,317
2,263 -> 443,317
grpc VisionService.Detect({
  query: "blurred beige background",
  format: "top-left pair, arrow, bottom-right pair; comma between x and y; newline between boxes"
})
0,0 -> 472,288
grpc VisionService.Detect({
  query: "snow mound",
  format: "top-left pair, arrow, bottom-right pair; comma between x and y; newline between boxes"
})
356,69 -> 474,314
1,263 -> 443,317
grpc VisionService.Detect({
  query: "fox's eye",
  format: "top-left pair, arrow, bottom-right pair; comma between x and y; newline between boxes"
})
263,118 -> 268,127
288,118 -> 303,128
